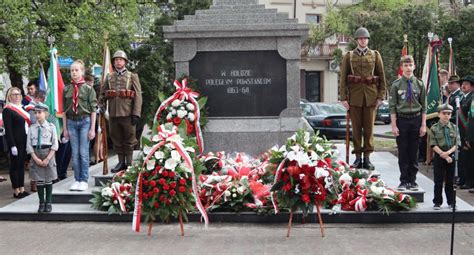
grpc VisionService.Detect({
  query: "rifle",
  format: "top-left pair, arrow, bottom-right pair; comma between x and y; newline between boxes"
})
345,109 -> 351,164
94,113 -> 108,175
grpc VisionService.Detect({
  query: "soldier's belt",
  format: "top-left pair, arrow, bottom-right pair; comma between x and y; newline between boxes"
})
397,112 -> 421,119
347,75 -> 380,84
105,90 -> 136,99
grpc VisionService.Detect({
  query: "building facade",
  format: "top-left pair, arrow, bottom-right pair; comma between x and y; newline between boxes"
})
259,0 -> 358,103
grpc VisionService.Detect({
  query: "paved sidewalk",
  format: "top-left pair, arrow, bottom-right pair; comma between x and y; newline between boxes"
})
0,222 -> 473,255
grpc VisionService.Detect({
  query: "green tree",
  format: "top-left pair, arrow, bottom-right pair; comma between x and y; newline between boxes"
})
0,0 -> 140,88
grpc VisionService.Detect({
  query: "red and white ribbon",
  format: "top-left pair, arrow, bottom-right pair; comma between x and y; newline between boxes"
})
132,171 -> 143,232
271,159 -> 287,214
133,125 -> 209,232
111,182 -> 127,212
349,188 -> 368,212
153,79 -> 204,154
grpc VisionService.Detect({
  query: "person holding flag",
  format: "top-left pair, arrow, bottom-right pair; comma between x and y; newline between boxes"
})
99,50 -> 142,173
22,81 -> 38,106
389,55 -> 427,191
62,60 -> 97,191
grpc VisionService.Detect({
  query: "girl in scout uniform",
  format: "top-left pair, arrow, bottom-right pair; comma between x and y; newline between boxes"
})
26,103 -> 59,213
429,104 -> 459,210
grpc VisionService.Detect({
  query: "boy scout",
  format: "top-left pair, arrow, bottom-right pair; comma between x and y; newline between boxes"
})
100,50 -> 142,173
26,103 -> 59,213
339,27 -> 387,170
389,55 -> 427,191
429,104 -> 459,210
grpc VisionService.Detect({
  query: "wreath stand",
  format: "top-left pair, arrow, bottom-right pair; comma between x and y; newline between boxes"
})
147,212 -> 186,236
286,203 -> 325,237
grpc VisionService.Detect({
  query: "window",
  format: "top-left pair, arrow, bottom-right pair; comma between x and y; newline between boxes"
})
306,14 -> 321,24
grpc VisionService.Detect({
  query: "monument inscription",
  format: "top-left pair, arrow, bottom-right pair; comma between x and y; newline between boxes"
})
190,51 -> 287,117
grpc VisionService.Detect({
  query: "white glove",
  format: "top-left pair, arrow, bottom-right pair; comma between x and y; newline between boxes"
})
11,146 -> 18,156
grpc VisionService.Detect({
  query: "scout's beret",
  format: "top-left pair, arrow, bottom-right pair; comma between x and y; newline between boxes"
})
34,103 -> 49,112
460,75 -> 474,85
448,75 -> 461,83
437,103 -> 453,112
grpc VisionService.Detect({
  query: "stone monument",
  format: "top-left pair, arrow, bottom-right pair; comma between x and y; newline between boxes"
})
163,0 -> 309,155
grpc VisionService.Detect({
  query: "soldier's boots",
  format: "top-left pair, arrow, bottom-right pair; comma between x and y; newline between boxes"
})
111,161 -> 127,173
363,158 -> 375,170
351,158 -> 363,169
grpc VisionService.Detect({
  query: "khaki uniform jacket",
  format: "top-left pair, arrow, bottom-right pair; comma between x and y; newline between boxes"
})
389,76 -> 426,115
429,121 -> 460,151
339,49 -> 387,107
100,70 -> 142,118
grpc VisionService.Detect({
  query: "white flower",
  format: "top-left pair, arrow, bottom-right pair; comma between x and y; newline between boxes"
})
315,167 -> 329,178
290,145 -> 301,152
287,150 -> 311,167
188,112 -> 195,122
288,134 -> 297,141
270,145 -> 279,152
237,186 -> 246,195
143,145 -> 153,155
166,113 -> 172,120
101,187 -> 113,197
185,147 -> 195,153
164,158 -> 178,170
151,135 -> 160,142
170,150 -> 182,162
113,200 -> 118,204
154,151 -> 165,160
171,109 -> 176,115
186,103 -> 195,111
309,150 -> 319,161
224,190 -> 231,197
339,173 -> 352,186
315,144 -> 325,152
357,178 -> 367,188
171,99 -> 181,107
146,159 -> 155,170
232,193 -> 237,198
177,109 -> 187,118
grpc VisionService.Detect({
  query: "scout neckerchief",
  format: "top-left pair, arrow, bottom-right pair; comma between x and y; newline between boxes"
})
36,123 -> 42,150
72,77 -> 85,114
4,103 -> 31,133
442,123 -> 452,148
406,77 -> 414,105
458,92 -> 471,130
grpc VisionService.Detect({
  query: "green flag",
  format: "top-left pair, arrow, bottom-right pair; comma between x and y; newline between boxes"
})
426,50 -> 440,116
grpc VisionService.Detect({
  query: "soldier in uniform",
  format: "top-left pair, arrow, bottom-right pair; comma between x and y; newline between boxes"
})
339,27 -> 387,169
100,50 -> 142,173
389,55 -> 427,191
458,75 -> 474,190
447,75 -> 462,123
429,104 -> 459,210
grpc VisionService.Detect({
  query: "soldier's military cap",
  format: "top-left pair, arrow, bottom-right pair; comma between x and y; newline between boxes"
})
34,102 -> 49,112
460,75 -> 474,85
448,75 -> 461,83
112,50 -> 128,62
354,27 -> 370,39
437,103 -> 453,112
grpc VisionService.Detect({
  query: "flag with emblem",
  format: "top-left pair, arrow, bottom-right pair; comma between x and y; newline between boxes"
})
45,47 -> 65,136
425,45 -> 440,117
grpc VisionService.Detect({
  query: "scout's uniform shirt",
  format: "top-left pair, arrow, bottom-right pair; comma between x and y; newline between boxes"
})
389,75 -> 426,115
26,120 -> 59,155
429,121 -> 460,152
63,83 -> 97,117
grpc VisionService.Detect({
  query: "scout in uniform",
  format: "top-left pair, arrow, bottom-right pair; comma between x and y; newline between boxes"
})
26,103 -> 59,213
458,75 -> 473,189
447,75 -> 462,123
429,104 -> 459,210
100,50 -> 142,173
389,55 -> 427,191
339,27 -> 387,169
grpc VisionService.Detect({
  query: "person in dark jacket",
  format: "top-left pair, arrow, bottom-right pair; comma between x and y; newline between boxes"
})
3,87 -> 31,198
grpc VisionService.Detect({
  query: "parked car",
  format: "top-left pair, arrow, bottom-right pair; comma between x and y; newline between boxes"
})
300,102 -> 351,139
376,101 -> 391,124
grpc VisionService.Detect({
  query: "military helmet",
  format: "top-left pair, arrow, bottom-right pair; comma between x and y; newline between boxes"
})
354,27 -> 370,39
112,50 -> 128,62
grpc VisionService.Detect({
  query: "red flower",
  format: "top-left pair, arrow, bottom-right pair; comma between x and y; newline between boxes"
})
282,183 -> 292,192
169,190 -> 176,196
287,165 -> 301,176
165,199 -> 171,205
168,171 -> 176,178
153,187 -> 160,194
150,180 -> 156,187
148,191 -> 154,197
153,202 -> 159,209
163,184 -> 170,191
119,186 -> 125,192
162,171 -> 169,177
302,193 -> 311,203
178,186 -> 186,193
282,174 -> 290,182
144,172 -> 149,177
173,117 -> 182,125
300,175 -> 311,191
143,180 -> 149,186
159,195 -> 165,202
314,184 -> 326,202
143,193 -> 148,200
155,165 -> 161,171
158,178 -> 166,185
179,179 -> 186,185
185,119 -> 194,135
170,182 -> 177,189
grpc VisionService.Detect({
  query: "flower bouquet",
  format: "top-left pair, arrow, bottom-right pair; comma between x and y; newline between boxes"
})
269,130 -> 336,237
155,78 -> 207,154
135,123 -> 208,235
